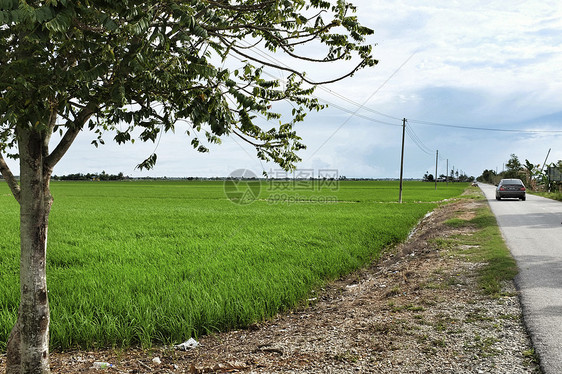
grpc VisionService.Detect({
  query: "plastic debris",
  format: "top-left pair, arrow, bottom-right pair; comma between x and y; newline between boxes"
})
92,362 -> 113,369
174,338 -> 200,351
152,357 -> 161,365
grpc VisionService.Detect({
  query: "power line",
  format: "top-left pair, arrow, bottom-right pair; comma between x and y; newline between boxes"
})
312,99 -> 400,127
232,40 -> 408,128
407,119 -> 562,134
226,38 -> 560,181
405,124 -> 434,155
233,40 -> 562,135
229,52 -> 400,127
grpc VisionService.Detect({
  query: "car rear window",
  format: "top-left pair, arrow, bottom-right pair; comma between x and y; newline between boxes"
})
501,179 -> 523,185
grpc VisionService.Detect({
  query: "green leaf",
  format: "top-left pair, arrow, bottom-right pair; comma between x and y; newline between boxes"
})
136,153 -> 157,170
114,131 -> 131,144
35,6 -> 55,23
0,0 -> 17,11
101,14 -> 118,31
44,7 -> 73,33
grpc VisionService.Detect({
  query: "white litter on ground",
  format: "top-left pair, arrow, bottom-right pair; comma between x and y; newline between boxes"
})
174,338 -> 200,351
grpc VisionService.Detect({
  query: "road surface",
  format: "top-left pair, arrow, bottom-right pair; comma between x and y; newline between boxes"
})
480,183 -> 562,374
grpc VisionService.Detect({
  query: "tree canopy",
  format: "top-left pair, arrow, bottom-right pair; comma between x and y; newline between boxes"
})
0,2 -> 376,373
504,153 -> 523,178
0,0 -> 376,175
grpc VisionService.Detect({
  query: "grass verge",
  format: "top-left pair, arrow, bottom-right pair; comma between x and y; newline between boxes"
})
444,190 -> 518,297
529,191 -> 562,202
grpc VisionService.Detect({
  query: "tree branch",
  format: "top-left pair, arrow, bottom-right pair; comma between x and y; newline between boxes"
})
44,103 -> 97,171
204,0 -> 277,12
232,129 -> 282,148
0,151 -> 21,204
42,106 -> 58,159
228,44 -> 367,85
232,129 -> 261,147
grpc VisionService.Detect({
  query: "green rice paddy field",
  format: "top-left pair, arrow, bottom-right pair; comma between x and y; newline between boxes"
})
0,180 -> 468,351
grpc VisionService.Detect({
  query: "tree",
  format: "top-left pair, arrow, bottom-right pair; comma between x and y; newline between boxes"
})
523,159 -> 541,189
457,172 -> 468,182
0,1 -> 376,373
504,154 -> 523,178
477,169 -> 497,184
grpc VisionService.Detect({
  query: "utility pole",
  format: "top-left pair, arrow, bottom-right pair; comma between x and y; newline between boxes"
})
446,159 -> 449,186
540,148 -> 551,174
399,118 -> 406,203
435,150 -> 438,190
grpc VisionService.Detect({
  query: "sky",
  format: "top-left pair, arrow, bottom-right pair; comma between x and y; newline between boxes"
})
5,0 -> 562,179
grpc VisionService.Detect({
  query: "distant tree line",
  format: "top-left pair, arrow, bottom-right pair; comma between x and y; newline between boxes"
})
52,171 -> 127,181
423,172 -> 474,182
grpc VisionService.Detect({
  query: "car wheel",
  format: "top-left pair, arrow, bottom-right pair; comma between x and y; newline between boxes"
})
496,196 -> 500,201
521,196 -> 526,201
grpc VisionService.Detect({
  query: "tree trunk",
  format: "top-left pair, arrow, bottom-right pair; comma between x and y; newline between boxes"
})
6,128 -> 53,374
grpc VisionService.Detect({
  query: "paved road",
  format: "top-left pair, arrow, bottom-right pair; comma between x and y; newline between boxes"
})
480,183 -> 562,374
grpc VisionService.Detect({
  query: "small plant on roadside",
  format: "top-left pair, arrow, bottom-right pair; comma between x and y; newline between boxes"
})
384,286 -> 402,298
464,335 -> 501,357
333,351 -> 360,363
522,348 -> 540,366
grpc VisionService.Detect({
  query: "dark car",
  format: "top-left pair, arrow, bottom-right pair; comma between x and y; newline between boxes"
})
495,179 -> 526,201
